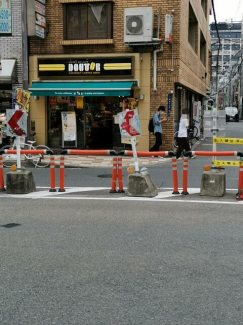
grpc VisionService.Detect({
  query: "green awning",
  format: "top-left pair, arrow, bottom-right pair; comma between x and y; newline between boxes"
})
29,81 -> 134,97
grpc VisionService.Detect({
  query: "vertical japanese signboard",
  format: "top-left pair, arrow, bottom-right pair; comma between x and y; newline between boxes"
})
35,0 -> 46,38
167,93 -> 172,117
27,0 -> 46,38
0,0 -> 12,36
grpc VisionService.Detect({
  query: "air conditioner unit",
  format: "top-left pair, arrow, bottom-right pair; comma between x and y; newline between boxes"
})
124,7 -> 154,43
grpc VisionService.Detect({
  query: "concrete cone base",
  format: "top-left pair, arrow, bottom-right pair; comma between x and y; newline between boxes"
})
127,173 -> 158,198
200,169 -> 226,197
6,170 -> 36,194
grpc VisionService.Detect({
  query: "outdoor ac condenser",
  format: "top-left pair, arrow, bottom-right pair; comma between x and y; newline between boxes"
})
124,7 -> 154,43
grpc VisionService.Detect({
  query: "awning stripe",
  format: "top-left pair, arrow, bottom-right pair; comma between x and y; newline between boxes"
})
29,81 -> 134,97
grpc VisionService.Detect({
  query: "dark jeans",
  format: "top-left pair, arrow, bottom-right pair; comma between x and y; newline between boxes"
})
176,137 -> 191,159
149,132 -> 162,152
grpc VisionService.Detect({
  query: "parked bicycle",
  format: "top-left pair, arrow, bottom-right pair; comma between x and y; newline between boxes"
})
1,136 -> 52,168
174,119 -> 199,148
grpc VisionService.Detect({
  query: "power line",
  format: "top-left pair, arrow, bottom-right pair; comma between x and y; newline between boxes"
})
212,45 -> 243,68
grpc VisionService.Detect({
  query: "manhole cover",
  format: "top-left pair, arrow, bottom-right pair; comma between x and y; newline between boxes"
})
98,174 -> 112,178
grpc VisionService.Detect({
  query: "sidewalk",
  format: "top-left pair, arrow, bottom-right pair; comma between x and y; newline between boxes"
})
44,139 -> 203,168
31,137 -> 202,168
51,155 -> 171,168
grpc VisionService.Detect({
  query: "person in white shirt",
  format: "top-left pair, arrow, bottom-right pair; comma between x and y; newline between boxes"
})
176,114 -> 191,159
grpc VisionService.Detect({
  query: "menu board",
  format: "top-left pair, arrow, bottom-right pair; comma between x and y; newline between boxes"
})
61,111 -> 77,147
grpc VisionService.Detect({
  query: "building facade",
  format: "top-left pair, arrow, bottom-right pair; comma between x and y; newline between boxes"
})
210,22 -> 242,109
0,0 -> 25,144
28,0 -> 211,151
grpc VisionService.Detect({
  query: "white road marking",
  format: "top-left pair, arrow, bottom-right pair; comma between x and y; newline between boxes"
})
0,187 -> 110,198
43,196 -> 243,205
0,187 -> 242,205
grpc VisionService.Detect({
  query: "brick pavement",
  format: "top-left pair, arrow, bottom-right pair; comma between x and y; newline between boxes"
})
52,155 -> 171,168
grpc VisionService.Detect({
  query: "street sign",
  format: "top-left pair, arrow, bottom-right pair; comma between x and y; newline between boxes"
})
118,109 -> 142,139
6,109 -> 27,136
7,110 -> 26,136
213,137 -> 243,145
167,94 -> 172,117
213,160 -> 243,167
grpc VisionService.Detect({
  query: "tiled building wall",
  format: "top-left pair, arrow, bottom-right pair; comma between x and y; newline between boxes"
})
179,0 -> 211,94
0,0 -> 23,89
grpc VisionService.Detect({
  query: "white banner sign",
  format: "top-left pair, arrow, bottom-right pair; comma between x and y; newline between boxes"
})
61,112 -> 76,142
118,109 -> 142,140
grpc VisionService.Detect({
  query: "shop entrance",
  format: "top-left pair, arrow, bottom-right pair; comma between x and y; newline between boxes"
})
47,96 -> 124,150
0,85 -> 13,147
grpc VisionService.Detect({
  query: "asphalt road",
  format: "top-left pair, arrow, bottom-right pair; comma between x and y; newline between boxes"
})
1,121 -> 243,325
1,198 -> 243,325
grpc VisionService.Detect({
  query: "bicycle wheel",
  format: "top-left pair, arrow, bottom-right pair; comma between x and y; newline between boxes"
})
192,126 -> 198,138
33,145 -> 51,168
21,143 -> 37,167
1,145 -> 16,168
174,131 -> 179,148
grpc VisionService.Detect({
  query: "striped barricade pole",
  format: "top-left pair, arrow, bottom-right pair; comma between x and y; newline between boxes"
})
190,151 -> 239,157
49,156 -> 56,192
117,156 -> 125,193
110,157 -> 118,193
172,158 -> 179,194
185,151 -> 243,198
236,159 -> 243,200
58,156 -> 65,192
3,149 -> 52,155
237,164 -> 243,196
62,149 -> 116,156
0,155 -> 5,191
121,150 -> 175,157
61,149 -> 118,194
181,157 -> 189,195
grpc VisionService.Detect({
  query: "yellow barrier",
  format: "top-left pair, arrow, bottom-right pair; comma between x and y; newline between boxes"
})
214,138 -> 243,145
212,160 -> 243,167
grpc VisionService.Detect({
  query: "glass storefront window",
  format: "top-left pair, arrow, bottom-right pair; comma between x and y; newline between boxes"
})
47,96 -> 128,150
0,89 -> 12,146
0,90 -> 12,111
48,96 -> 85,149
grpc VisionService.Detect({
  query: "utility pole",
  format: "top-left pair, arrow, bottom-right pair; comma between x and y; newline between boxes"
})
241,14 -> 243,119
21,0 -> 29,137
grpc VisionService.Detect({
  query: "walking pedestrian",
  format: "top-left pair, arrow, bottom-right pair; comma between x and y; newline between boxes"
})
175,114 -> 191,160
149,106 -> 168,152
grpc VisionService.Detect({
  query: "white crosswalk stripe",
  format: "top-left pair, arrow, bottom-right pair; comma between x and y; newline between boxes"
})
0,187 -> 242,205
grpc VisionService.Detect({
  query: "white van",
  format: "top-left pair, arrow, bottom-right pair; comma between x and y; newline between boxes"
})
225,107 -> 239,122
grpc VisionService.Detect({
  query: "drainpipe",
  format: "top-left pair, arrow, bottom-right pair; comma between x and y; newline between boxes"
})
153,45 -> 163,91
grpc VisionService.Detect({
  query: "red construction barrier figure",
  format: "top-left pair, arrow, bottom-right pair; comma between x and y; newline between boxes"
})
110,157 -> 118,193
172,158 -> 179,194
181,157 -> 189,195
49,156 -> 56,192
59,156 -> 65,192
117,157 -> 125,193
0,155 -> 5,191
